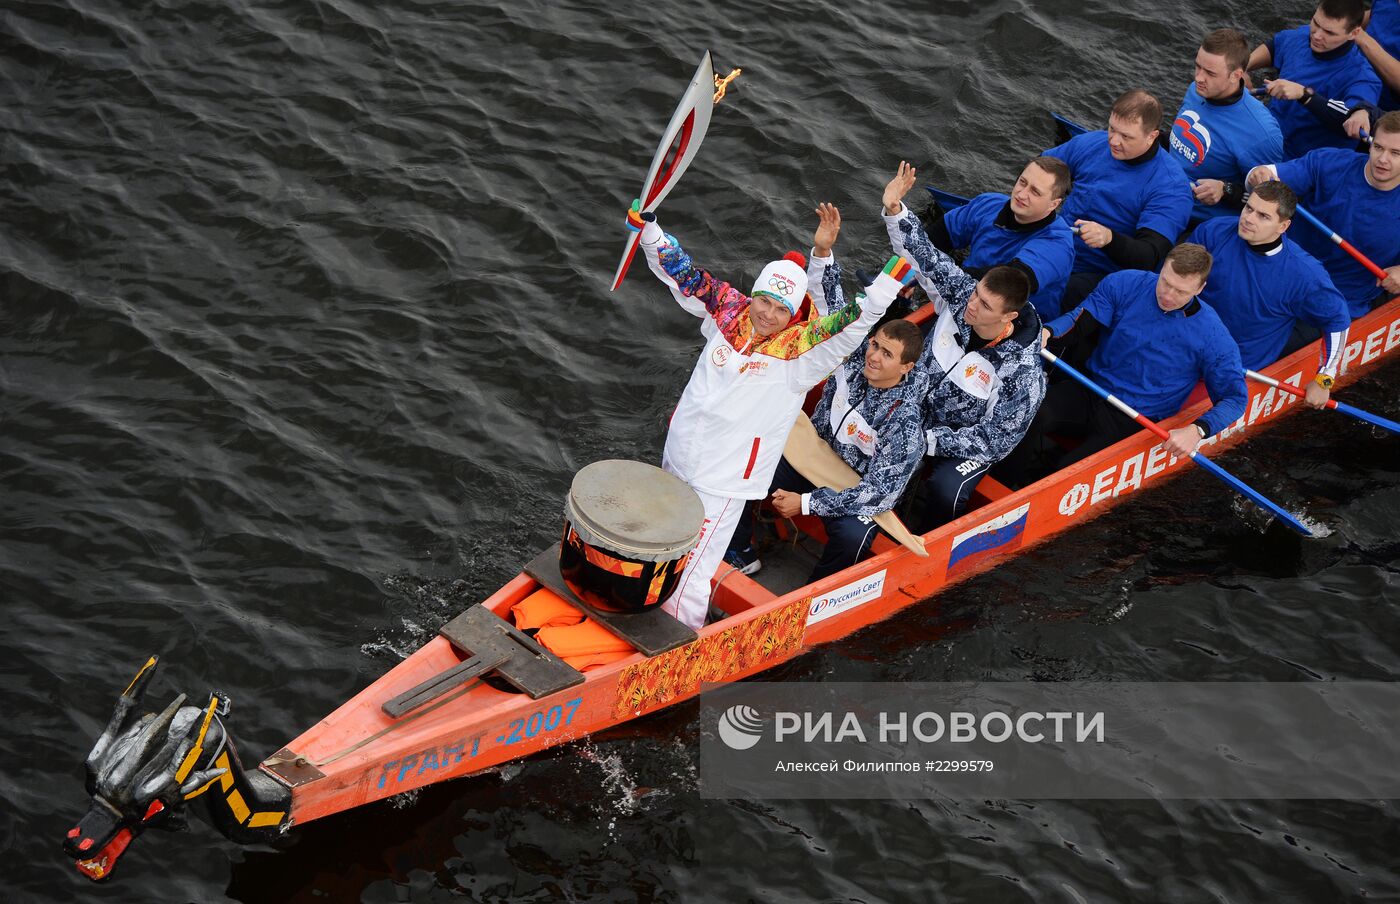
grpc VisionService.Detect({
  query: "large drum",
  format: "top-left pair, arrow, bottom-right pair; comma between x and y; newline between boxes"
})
559,460 -> 705,614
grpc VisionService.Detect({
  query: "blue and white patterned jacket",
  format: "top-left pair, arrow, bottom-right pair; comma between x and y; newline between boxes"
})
804,270 -> 929,517
882,203 -> 1047,465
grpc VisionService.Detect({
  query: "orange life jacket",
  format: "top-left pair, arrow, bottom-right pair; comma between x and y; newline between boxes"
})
511,589 -> 635,671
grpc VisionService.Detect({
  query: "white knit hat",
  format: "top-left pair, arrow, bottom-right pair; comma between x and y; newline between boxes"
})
750,252 -> 809,316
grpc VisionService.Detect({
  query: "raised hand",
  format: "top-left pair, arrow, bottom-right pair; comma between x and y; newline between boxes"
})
883,161 -> 917,215
813,202 -> 841,257
625,198 -> 645,232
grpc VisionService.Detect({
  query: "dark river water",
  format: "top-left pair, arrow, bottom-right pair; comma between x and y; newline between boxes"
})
3,0 -> 1398,900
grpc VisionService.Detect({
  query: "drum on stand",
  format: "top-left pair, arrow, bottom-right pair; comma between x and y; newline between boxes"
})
559,460 -> 704,613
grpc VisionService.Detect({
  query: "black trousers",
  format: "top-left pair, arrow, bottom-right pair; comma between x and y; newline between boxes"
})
993,379 -> 1139,488
727,458 -> 883,583
914,456 -> 993,533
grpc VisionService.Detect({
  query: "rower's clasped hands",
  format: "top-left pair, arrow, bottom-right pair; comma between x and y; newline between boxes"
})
1074,219 -> 1112,249
1264,78 -> 1306,102
1380,265 -> 1400,296
1163,425 -> 1201,459
771,489 -> 802,519
1192,179 -> 1226,206
883,161 -> 917,216
812,202 -> 841,258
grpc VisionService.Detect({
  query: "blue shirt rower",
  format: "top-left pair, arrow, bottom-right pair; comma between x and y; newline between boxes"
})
1169,28 -> 1284,226
995,244 -> 1247,488
1247,110 -> 1400,317
922,156 -> 1078,320
1249,0 -> 1382,155
1188,181 -> 1349,409
1044,89 -> 1194,312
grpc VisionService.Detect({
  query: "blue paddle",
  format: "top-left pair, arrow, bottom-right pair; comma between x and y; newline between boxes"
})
1245,369 -> 1400,435
1040,349 -> 1316,536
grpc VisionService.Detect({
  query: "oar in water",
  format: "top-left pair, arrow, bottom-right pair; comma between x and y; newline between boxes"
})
1292,203 -> 1392,283
1039,348 -> 1315,536
1244,369 -> 1400,434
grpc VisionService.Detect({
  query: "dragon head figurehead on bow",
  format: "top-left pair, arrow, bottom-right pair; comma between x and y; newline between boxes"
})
63,657 -> 290,881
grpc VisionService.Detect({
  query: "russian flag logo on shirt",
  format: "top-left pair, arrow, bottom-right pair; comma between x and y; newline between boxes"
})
946,503 -> 1031,578
1172,110 -> 1213,167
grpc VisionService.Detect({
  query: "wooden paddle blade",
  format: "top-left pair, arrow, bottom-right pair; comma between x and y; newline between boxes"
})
782,414 -> 928,557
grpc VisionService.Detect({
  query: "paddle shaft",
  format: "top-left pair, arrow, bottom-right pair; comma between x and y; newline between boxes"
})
1040,349 -> 1171,441
1293,203 -> 1391,281
1039,349 -> 1315,536
1245,369 -> 1400,435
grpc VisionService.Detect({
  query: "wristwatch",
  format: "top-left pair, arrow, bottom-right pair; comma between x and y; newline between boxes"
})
1194,422 -> 1207,439
1313,373 -> 1335,390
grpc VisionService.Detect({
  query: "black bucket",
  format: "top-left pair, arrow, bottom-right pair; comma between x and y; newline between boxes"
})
559,460 -> 704,613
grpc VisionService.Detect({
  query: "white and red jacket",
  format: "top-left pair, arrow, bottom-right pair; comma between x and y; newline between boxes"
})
641,219 -> 912,499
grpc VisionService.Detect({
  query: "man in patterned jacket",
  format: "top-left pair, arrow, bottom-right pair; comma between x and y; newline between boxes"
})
637,203 -> 916,628
880,163 -> 1048,530
725,316 -> 928,582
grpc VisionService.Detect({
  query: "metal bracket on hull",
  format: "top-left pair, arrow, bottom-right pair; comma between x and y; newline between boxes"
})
381,650 -> 509,718
262,748 -> 327,788
524,545 -> 697,657
438,605 -> 585,700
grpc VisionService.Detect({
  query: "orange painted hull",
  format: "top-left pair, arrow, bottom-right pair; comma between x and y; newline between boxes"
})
267,298 -> 1400,828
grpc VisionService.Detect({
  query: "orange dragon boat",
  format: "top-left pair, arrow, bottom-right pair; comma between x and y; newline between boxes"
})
61,55 -> 1400,882
63,288 -> 1400,880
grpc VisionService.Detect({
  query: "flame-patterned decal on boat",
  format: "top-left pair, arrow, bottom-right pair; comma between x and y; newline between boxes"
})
613,598 -> 808,719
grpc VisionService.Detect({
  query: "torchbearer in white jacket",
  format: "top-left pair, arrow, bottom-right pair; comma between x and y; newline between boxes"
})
632,202 -> 917,628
